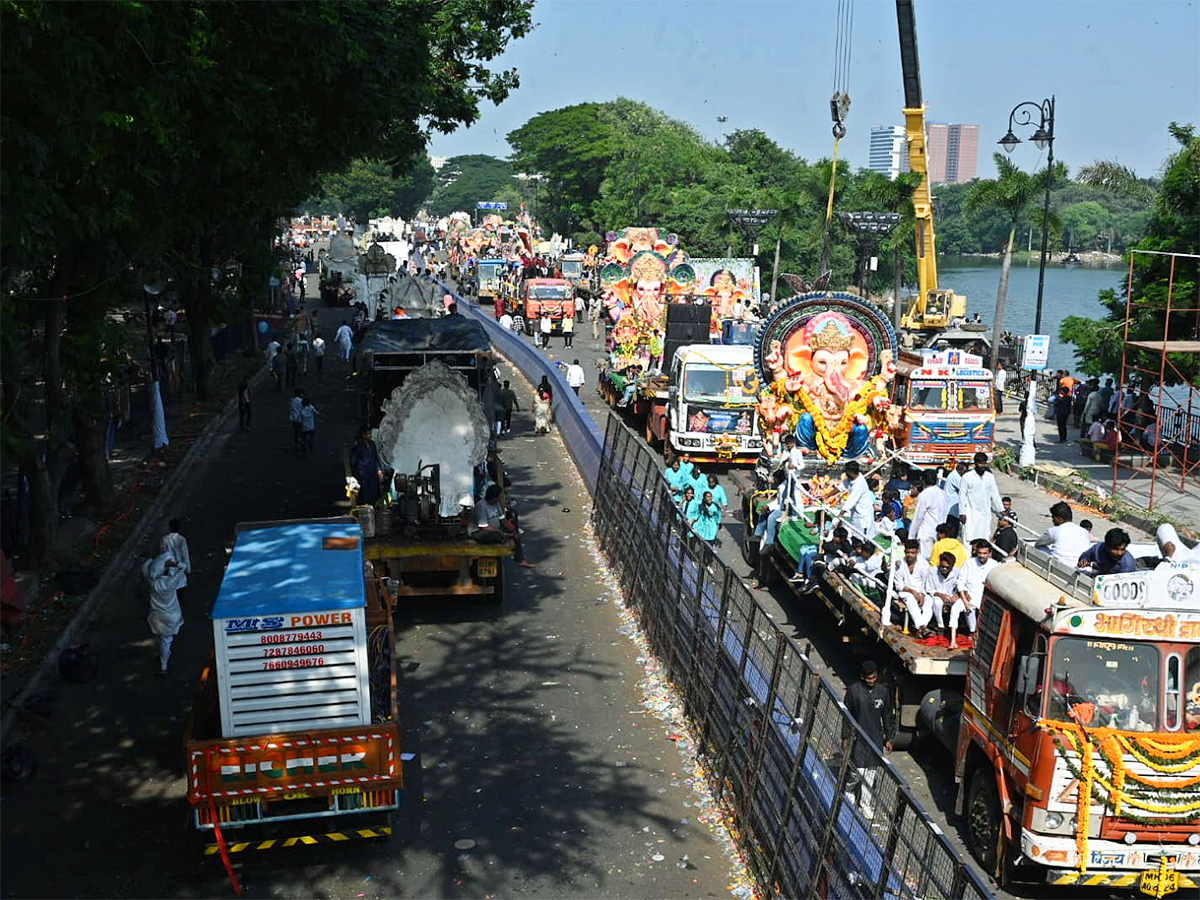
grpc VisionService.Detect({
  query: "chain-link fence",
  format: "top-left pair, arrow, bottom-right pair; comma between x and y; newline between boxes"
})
593,413 -> 992,900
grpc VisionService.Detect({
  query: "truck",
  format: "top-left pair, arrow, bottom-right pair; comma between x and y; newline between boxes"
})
559,253 -> 595,301
185,519 -> 402,851
476,257 -> 508,304
744,492 -> 1200,893
602,343 -> 763,464
355,317 -> 512,602
893,348 -> 996,465
519,278 -> 576,337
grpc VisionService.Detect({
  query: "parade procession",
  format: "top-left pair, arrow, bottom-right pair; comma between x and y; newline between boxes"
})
2,2 -> 1198,900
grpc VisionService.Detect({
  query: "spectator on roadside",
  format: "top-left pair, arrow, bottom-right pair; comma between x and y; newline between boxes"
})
238,377 -> 252,431
312,334 -> 326,374
562,312 -> 575,348
289,389 -> 303,450
565,359 -> 585,396
539,312 -> 553,349
300,397 -> 318,457
160,518 -> 191,590
498,380 -> 519,434
144,550 -> 186,675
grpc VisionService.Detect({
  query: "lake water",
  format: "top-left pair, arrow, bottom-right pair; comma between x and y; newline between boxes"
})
938,256 -> 1125,373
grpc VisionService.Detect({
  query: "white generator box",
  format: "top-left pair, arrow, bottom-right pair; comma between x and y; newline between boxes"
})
211,521 -> 372,738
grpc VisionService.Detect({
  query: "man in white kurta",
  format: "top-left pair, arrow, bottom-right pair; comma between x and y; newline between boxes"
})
334,321 -> 354,362
144,551 -> 187,673
910,470 -> 948,560
887,539 -> 933,628
948,542 -> 999,648
959,452 -> 1004,544
839,460 -> 877,540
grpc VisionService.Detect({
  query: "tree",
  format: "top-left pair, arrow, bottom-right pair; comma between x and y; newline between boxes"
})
1061,123 -> 1200,384
317,157 -> 435,224
426,154 -> 515,217
965,153 -> 1059,371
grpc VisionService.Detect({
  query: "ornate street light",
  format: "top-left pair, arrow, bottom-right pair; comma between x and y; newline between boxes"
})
998,96 -> 1055,336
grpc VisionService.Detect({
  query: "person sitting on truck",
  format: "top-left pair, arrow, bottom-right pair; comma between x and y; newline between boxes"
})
930,518 -> 967,569
876,500 -> 901,539
789,525 -> 851,589
918,552 -> 960,639
349,425 -> 383,506
889,540 -> 932,630
474,483 -> 534,568
847,541 -> 886,596
1034,501 -> 1092,565
947,541 -> 998,649
884,462 -> 911,496
1078,527 -> 1136,575
616,363 -> 643,407
752,469 -> 789,551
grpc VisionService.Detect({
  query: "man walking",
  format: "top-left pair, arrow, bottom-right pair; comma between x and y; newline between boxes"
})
289,389 -> 303,450
590,298 -> 603,344
335,320 -> 354,363
498,380 -> 519,433
539,312 -> 553,350
300,397 -> 318,457
841,660 -> 894,819
561,312 -> 575,348
959,452 -> 1004,544
237,377 -> 252,431
565,359 -> 586,397
312,334 -> 326,374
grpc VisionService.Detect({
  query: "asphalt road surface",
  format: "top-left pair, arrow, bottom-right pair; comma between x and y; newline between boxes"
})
0,290 -> 736,898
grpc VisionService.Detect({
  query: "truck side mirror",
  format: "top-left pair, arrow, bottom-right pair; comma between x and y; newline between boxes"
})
1015,654 -> 1042,716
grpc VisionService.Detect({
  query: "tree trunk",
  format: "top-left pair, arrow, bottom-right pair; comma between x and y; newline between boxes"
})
989,224 -> 1018,373
892,242 -> 904,330
72,401 -> 114,511
31,255 -> 72,564
187,235 -> 217,401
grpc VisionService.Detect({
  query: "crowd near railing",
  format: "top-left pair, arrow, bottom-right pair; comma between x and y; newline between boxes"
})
592,413 -> 992,900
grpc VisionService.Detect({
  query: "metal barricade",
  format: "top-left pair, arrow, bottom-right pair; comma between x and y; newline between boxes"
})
594,413 -> 992,900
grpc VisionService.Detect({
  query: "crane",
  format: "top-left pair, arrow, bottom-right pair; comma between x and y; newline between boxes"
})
895,0 -> 967,335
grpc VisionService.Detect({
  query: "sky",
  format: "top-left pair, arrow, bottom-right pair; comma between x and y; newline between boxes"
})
429,0 -> 1200,180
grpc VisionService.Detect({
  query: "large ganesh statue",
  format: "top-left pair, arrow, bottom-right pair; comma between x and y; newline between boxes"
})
598,227 -> 696,368
754,292 -> 900,463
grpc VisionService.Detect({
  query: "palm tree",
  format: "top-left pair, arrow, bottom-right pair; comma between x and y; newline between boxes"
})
965,153 -> 1061,372
1074,160 -> 1155,203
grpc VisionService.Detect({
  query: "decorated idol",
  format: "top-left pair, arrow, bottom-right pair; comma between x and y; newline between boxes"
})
754,292 -> 899,463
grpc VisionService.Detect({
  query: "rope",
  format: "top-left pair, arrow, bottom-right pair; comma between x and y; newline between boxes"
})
204,747 -> 243,895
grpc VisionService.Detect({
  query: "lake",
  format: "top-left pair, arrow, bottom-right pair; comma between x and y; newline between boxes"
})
938,256 -> 1125,373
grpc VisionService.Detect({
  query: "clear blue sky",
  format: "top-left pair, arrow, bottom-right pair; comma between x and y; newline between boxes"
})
429,0 -> 1200,180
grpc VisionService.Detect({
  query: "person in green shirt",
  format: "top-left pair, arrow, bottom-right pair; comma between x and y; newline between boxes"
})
705,473 -> 729,515
690,490 -> 722,542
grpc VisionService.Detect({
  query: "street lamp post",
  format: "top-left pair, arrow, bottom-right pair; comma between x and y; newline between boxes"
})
998,95 -> 1055,336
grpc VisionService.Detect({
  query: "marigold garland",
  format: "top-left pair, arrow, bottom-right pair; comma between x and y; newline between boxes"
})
795,386 -> 876,462
1039,720 -> 1200,873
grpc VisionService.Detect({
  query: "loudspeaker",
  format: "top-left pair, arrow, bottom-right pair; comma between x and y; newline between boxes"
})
666,302 -> 712,325
666,321 -> 710,344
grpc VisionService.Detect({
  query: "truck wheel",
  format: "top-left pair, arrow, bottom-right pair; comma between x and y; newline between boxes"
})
965,767 -> 1003,876
489,572 -> 505,604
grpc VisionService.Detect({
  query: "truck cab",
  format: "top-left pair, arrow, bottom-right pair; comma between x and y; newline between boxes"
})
893,348 -> 995,465
521,278 -> 576,336
476,258 -> 507,303
956,552 -> 1200,893
662,344 -> 762,463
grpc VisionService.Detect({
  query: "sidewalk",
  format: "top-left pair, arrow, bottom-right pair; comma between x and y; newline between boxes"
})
990,403 -> 1198,538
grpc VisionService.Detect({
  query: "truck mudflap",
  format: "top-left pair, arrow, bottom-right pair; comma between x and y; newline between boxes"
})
187,726 -> 402,830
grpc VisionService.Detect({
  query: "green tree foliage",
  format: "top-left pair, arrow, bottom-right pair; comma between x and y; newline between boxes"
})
1,0 -> 533,562
1060,123 -> 1200,384
307,157 -> 435,223
427,154 -> 516,218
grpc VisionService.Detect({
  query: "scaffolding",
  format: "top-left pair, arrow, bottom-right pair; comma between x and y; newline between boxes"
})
1113,249 -> 1200,510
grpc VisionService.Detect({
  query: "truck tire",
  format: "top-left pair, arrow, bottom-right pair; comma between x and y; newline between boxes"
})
488,572 -> 505,604
965,767 -> 1003,876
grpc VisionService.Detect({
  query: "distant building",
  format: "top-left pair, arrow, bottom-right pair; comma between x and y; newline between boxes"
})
926,123 -> 979,184
868,125 -> 910,180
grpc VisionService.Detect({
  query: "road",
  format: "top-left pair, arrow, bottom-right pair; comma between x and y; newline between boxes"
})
0,288 -> 738,898
468,287 -> 1145,900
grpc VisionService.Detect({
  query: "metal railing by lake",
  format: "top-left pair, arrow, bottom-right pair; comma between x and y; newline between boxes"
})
593,412 -> 991,900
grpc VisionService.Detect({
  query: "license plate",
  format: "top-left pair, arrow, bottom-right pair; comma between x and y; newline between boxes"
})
478,558 -> 498,579
1140,866 -> 1180,898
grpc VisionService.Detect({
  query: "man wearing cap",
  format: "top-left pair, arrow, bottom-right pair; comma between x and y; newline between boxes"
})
841,660 -> 895,819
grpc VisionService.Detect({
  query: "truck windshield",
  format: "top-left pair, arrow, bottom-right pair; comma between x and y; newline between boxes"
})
682,363 -> 755,405
909,381 -> 947,410
561,261 -> 582,277
1048,636 -> 1161,731
528,286 -> 571,300
957,380 -> 992,411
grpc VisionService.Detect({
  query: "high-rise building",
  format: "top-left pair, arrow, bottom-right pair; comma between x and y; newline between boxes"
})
868,125 -> 910,180
926,123 -> 979,184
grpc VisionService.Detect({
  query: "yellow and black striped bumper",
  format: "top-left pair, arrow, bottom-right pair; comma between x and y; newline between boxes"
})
1049,869 -> 1197,893
203,826 -> 391,856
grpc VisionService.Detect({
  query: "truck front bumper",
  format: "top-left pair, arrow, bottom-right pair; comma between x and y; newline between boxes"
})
1023,831 -> 1199,894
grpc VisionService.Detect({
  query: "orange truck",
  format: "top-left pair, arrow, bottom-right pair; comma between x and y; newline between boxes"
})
520,278 -> 575,336
185,518 -> 402,853
954,550 -> 1200,894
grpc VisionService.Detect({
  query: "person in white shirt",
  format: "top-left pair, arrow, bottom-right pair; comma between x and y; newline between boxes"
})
539,313 -> 553,349
334,321 -> 354,362
947,541 -> 998,648
160,518 -> 191,589
777,433 -> 806,511
848,541 -> 885,594
959,452 -> 1004,544
288,388 -> 303,449
1034,501 -> 1092,565
312,335 -> 326,373
888,540 -> 932,630
565,359 -> 586,396
838,460 -> 876,540
498,312 -> 515,333
994,364 -> 1007,415
920,552 -> 961,638
910,469 -> 947,560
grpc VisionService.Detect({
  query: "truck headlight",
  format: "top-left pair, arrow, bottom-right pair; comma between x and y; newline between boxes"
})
1044,812 -> 1063,830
